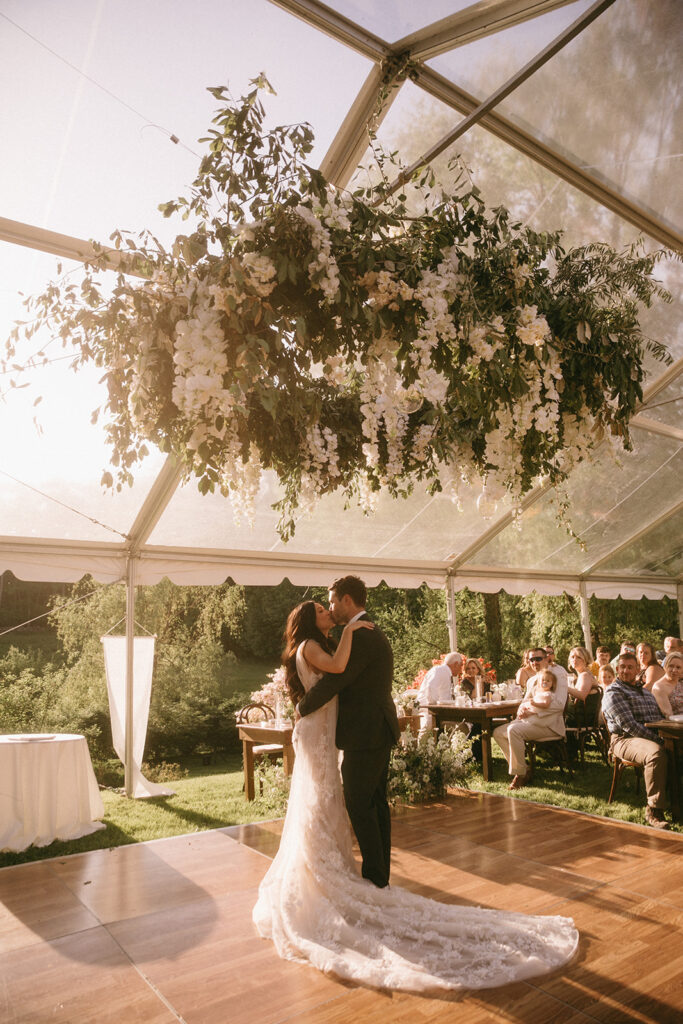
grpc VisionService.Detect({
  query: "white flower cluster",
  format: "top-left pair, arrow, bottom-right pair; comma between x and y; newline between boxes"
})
360,337 -> 409,482
172,282 -> 233,437
295,205 -> 340,302
516,304 -> 550,351
241,251 -> 277,297
218,439 -> 263,526
467,315 -> 506,366
297,424 -> 342,516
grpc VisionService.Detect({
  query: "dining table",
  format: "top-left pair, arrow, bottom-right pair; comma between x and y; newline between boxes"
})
238,721 -> 295,801
0,733 -> 105,853
645,718 -> 683,822
425,699 -> 522,781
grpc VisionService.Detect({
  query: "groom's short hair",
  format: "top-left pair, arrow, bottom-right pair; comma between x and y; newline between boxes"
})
330,575 -> 367,607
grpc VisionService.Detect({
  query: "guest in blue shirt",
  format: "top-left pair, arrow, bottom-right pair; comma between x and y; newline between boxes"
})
602,652 -> 669,829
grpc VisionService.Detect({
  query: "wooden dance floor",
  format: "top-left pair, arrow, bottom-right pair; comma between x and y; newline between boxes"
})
1,790 -> 682,1023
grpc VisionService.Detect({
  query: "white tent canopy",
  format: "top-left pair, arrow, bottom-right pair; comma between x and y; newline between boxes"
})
1,0 -> 681,606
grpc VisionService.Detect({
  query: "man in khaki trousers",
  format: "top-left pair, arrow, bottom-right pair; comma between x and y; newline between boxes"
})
493,648 -> 567,790
602,652 -> 670,829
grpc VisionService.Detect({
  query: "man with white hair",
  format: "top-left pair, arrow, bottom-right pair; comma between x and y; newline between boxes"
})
417,652 -> 462,736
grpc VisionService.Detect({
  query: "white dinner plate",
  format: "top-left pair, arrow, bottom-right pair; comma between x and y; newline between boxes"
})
4,734 -> 55,741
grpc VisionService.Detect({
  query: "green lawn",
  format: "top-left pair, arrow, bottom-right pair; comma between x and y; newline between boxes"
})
0,753 -> 281,869
1,741 -> 678,870
466,741 -> 682,833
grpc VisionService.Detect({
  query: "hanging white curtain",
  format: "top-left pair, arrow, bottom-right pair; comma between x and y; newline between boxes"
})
101,635 -> 174,798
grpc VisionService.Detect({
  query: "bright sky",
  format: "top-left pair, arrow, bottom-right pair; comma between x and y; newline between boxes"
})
0,0 -> 369,498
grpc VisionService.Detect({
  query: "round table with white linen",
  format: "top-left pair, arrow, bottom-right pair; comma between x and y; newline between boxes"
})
0,733 -> 105,853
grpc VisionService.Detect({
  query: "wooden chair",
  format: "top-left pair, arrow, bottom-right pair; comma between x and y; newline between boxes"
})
525,699 -> 573,778
566,689 -> 606,767
236,702 -> 284,781
607,752 -> 642,804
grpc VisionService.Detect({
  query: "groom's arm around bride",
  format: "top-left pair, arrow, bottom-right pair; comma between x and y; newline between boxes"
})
298,576 -> 400,888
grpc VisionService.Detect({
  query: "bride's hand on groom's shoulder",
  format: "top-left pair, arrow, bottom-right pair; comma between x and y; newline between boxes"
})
346,620 -> 374,633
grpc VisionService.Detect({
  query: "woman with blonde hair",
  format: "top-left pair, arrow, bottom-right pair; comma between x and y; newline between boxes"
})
651,652 -> 683,718
566,646 -> 601,734
567,647 -> 600,702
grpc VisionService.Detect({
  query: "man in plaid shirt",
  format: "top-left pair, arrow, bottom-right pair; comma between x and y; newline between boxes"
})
602,652 -> 670,829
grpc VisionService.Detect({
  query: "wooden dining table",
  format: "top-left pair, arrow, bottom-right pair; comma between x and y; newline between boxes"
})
238,722 -> 295,801
425,700 -> 522,781
645,718 -> 683,822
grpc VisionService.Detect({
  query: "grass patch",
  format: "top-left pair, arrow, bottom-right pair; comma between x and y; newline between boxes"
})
464,742 -> 682,833
2,739 -> 679,870
0,753 -> 281,869
226,659 -> 277,699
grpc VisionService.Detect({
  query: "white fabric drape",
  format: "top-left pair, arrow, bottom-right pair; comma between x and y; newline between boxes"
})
101,635 -> 174,798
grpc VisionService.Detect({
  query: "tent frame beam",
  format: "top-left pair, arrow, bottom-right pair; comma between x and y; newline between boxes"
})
385,0 -> 617,196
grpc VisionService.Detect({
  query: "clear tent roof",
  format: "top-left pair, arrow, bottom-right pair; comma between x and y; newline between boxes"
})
0,0 -> 681,600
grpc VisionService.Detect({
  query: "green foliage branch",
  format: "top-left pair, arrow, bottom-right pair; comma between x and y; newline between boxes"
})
5,76 -> 671,538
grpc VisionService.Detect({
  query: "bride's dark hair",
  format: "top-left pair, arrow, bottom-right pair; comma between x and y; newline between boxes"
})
282,601 -> 334,707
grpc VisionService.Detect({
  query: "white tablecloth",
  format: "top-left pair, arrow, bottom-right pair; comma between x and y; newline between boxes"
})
0,733 -> 105,853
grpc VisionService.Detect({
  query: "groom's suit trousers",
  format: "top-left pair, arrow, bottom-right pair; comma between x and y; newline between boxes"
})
341,732 -> 394,888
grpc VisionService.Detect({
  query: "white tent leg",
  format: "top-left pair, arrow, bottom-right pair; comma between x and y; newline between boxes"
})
124,556 -> 136,798
447,575 -> 457,650
579,581 -> 593,659
678,584 -> 683,641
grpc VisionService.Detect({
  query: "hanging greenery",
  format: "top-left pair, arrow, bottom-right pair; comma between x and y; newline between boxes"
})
6,76 -> 671,539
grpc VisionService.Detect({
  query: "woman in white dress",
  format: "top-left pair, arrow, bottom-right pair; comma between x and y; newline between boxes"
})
253,600 -> 579,993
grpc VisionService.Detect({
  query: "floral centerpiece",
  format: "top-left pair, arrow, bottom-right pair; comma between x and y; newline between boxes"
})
5,76 -> 670,539
247,665 -> 294,721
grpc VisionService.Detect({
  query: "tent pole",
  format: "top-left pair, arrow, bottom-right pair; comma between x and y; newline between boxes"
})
677,583 -> 683,641
447,575 -> 457,651
124,556 -> 136,798
579,581 -> 593,660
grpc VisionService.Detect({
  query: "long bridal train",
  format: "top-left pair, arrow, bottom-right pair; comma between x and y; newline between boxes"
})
253,646 -> 578,993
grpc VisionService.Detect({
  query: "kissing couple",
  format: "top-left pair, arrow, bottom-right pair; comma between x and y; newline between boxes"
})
253,574 -> 578,992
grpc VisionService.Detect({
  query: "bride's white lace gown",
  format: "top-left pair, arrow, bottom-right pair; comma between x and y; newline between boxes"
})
252,644 -> 578,992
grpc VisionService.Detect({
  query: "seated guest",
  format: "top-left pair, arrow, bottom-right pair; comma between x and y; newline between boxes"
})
566,646 -> 601,729
417,652 -> 462,736
493,648 -> 567,790
519,668 -> 556,711
602,652 -> 669,829
635,642 -> 664,690
656,636 -> 682,664
461,657 -> 488,697
651,652 -> 683,718
611,640 -> 636,672
591,645 -> 611,678
545,645 -> 568,690
515,649 -> 535,692
598,664 -> 616,690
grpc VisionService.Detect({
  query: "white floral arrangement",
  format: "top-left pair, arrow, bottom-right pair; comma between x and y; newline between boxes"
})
388,728 -> 473,805
6,75 -> 670,539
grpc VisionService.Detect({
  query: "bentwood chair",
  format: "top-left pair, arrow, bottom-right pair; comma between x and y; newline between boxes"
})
236,702 -> 284,780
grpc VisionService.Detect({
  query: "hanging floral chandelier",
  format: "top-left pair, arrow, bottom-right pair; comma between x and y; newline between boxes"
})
6,77 -> 670,540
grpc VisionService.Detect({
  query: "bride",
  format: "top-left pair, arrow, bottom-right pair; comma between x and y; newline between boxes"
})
253,600 -> 579,992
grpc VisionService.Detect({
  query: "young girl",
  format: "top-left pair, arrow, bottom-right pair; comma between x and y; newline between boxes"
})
598,664 -> 615,690
517,668 -> 556,717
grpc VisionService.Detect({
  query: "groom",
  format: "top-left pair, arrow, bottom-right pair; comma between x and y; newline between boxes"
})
297,574 -> 400,887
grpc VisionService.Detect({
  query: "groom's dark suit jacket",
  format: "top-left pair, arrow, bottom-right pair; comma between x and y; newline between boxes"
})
298,614 -> 400,750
